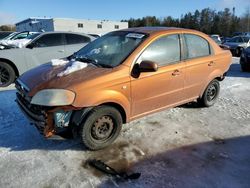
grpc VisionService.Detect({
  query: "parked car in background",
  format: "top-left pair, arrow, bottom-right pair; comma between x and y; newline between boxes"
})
220,36 -> 231,43
0,31 -> 14,40
15,27 -> 232,150
240,46 -> 250,72
210,34 -> 222,45
0,32 -> 94,86
244,32 -> 250,37
222,36 -> 250,57
233,32 -> 244,36
0,31 -> 38,49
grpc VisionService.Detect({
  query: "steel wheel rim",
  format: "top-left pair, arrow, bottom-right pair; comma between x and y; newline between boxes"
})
0,65 -> 10,85
91,115 -> 114,140
207,84 -> 217,102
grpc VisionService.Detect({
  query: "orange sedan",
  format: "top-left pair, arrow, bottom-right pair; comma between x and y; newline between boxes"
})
15,27 -> 232,150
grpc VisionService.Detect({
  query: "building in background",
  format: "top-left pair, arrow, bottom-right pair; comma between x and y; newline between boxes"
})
15,17 -> 128,35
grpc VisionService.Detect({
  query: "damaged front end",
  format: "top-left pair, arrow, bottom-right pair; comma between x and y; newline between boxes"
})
15,79 -> 78,137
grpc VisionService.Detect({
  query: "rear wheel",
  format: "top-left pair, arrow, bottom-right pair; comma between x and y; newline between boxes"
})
80,106 -> 122,150
199,79 -> 220,107
0,62 -> 15,87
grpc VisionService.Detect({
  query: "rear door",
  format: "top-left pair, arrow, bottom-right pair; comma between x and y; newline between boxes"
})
64,33 -> 91,56
24,33 -> 65,69
182,33 -> 216,100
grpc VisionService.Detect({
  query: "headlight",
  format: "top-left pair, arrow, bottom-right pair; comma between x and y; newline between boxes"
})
31,89 -> 75,106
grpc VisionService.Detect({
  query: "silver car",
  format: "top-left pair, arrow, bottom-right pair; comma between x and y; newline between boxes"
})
0,32 -> 94,87
223,36 -> 250,57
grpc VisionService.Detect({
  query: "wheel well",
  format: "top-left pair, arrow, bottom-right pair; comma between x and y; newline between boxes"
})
101,102 -> 127,123
0,58 -> 19,78
215,76 -> 223,81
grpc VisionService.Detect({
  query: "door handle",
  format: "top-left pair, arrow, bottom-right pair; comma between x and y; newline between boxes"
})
172,69 -> 180,76
208,61 -> 215,66
58,50 -> 64,52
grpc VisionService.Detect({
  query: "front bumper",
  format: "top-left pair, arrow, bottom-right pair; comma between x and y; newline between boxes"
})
16,93 -> 46,132
16,92 -> 55,137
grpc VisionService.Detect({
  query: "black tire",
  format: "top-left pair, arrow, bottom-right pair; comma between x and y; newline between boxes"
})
199,79 -> 220,107
0,62 -> 16,87
80,105 -> 122,150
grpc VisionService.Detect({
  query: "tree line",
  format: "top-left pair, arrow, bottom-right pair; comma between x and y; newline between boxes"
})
122,8 -> 250,37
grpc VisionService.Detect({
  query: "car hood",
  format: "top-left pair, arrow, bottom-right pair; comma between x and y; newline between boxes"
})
18,61 -> 112,96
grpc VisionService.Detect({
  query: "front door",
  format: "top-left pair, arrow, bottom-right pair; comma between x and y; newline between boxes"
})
131,34 -> 185,118
24,33 -> 66,70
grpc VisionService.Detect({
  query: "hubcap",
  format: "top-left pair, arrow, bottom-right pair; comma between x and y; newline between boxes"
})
91,115 -> 114,140
0,66 -> 10,85
207,85 -> 217,101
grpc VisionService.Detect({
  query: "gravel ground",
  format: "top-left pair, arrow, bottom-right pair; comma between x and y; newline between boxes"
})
0,57 -> 249,188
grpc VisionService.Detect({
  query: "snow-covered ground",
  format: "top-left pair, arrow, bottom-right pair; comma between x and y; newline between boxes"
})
0,57 -> 250,188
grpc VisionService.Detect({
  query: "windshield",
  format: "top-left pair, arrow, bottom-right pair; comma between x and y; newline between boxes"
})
72,31 -> 148,68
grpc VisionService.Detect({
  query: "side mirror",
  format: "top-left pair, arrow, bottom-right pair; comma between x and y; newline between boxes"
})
26,43 -> 34,49
139,60 -> 158,72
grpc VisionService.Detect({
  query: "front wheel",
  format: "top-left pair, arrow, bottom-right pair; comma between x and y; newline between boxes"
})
199,79 -> 220,107
80,106 -> 122,150
0,62 -> 16,87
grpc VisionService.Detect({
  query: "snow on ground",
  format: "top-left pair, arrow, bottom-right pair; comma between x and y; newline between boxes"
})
0,57 -> 250,188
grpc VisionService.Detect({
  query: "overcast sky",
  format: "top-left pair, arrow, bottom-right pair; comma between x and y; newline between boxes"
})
0,0 -> 249,25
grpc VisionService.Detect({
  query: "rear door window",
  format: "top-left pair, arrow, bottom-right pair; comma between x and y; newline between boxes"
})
34,33 -> 63,47
184,34 -> 210,59
65,34 -> 90,45
137,34 -> 181,67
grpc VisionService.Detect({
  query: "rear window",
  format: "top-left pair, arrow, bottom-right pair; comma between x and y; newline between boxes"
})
65,34 -> 90,45
184,34 -> 210,59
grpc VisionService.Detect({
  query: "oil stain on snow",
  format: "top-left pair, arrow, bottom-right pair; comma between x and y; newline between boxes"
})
83,141 -> 146,178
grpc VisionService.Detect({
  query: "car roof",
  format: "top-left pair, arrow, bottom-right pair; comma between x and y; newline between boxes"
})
119,27 -> 200,35
39,31 -> 92,36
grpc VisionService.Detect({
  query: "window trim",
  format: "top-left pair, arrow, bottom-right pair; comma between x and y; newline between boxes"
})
182,33 -> 212,60
135,33 -> 182,68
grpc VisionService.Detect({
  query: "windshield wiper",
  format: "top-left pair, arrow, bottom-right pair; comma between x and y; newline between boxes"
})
75,55 -> 101,67
75,55 -> 113,68
97,63 -> 113,68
